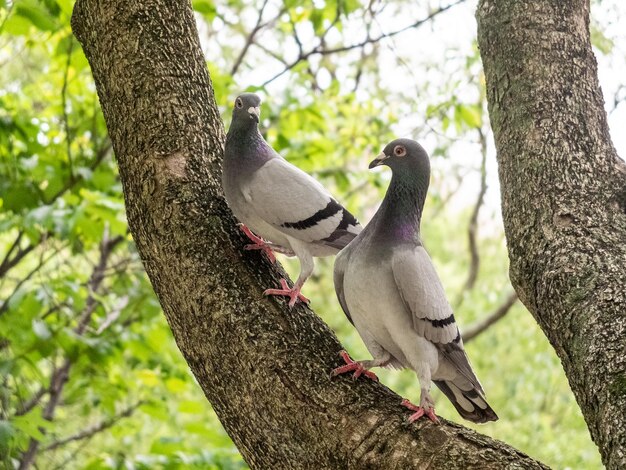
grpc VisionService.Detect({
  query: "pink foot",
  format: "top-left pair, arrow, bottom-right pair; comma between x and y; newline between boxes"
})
401,399 -> 439,424
263,278 -> 310,308
239,224 -> 276,263
330,350 -> 379,381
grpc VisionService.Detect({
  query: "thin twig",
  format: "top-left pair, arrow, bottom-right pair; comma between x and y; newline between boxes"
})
454,127 -> 488,308
0,140 -> 111,283
230,0 -> 270,75
261,0 -> 467,87
0,231 -> 23,271
43,401 -> 145,452
464,291 -> 518,343
17,230 -> 123,470
0,234 -> 36,279
0,247 -> 63,316
14,388 -> 48,417
60,37 -> 75,182
45,140 -> 111,204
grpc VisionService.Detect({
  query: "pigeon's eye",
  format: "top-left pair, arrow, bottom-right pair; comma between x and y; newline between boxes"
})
394,145 -> 406,157
235,98 -> 243,109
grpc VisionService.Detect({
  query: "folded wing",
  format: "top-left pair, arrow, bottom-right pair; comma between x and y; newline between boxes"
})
245,158 -> 361,247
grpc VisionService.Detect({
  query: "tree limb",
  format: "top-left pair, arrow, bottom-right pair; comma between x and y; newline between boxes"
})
463,291 -> 518,343
18,230 -> 123,469
0,232 -> 36,279
43,401 -> 144,452
261,0 -> 467,87
230,0 -> 270,76
69,1 -> 546,468
454,128 -> 488,308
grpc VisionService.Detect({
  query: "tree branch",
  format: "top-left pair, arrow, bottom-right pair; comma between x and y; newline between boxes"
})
230,0 -> 270,76
463,291 -> 518,343
17,230 -> 123,470
69,1 -> 546,468
0,232 -> 36,279
454,128 -> 488,308
0,140 -> 111,282
14,387 -> 48,418
261,0 -> 467,86
0,246 -> 63,317
477,1 -> 626,467
60,36 -> 76,182
43,401 -> 144,452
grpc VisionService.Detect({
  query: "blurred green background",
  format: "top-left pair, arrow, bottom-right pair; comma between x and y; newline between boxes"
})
2,0 -> 625,468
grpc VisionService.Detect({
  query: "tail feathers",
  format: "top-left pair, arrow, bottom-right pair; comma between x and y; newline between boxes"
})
321,228 -> 360,250
434,379 -> 498,424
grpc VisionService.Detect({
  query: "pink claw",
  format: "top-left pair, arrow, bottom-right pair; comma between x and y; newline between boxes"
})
263,278 -> 310,308
239,224 -> 276,264
401,399 -> 439,424
330,350 -> 379,381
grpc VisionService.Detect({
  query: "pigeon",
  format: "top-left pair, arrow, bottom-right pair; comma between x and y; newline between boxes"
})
222,93 -> 362,307
331,138 -> 498,424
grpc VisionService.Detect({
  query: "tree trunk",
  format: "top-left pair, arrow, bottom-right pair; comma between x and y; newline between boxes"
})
476,1 -> 626,469
70,0 -> 546,468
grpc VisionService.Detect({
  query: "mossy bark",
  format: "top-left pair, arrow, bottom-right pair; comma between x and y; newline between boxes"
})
477,1 -> 626,468
71,0 -> 547,468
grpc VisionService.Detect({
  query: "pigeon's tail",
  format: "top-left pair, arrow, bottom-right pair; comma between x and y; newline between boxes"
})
434,379 -> 498,424
321,226 -> 361,250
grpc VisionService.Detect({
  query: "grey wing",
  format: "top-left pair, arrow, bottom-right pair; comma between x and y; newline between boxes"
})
333,246 -> 354,325
245,158 -> 361,247
391,246 -> 484,394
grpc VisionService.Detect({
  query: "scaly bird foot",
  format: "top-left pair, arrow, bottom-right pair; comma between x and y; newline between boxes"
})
401,398 -> 439,424
238,224 -> 276,264
330,350 -> 379,381
263,278 -> 309,308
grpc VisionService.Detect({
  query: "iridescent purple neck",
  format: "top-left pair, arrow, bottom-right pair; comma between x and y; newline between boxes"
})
370,173 -> 427,244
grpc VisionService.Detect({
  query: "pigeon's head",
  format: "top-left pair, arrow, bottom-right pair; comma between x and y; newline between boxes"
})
231,93 -> 262,126
369,138 -> 430,177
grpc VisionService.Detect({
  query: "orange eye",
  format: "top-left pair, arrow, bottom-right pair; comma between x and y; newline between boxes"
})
394,145 -> 406,157
235,98 -> 243,108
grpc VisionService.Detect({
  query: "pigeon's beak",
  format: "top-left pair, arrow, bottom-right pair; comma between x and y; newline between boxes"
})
368,152 -> 390,169
248,106 -> 260,122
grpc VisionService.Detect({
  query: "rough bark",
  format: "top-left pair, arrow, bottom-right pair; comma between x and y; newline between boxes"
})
476,1 -> 626,469
70,0 -> 546,468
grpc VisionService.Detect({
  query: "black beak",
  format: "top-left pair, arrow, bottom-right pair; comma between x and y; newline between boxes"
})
368,152 -> 389,169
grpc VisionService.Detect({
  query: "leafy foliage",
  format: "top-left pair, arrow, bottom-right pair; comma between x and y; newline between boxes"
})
2,0 -> 622,468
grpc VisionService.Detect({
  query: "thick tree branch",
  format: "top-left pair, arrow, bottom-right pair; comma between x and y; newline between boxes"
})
477,1 -> 626,468
69,1 -> 546,468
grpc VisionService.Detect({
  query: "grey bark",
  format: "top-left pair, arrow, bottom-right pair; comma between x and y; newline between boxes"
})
477,1 -> 626,469
70,0 -> 546,468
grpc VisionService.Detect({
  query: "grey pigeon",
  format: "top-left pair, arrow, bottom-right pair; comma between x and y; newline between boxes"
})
222,93 -> 362,307
331,138 -> 498,424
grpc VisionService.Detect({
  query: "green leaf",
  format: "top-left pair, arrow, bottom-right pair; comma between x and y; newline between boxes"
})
11,411 -> 53,441
177,400 -> 205,414
192,0 -> 216,18
15,1 -> 57,31
0,420 -> 15,456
